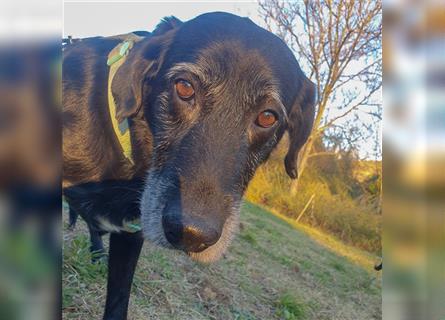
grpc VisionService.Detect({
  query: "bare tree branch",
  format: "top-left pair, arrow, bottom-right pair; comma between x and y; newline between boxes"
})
259,0 -> 382,191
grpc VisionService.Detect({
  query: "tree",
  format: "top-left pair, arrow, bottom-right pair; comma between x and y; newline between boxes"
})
259,0 -> 382,194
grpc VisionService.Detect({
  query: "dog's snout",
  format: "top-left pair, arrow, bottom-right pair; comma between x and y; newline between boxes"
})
162,215 -> 220,252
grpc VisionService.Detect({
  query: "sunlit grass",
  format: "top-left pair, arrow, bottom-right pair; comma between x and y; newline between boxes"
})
261,205 -> 377,271
245,141 -> 382,255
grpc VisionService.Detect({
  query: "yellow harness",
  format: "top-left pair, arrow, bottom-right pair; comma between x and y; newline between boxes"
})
106,34 -> 143,165
106,35 -> 144,233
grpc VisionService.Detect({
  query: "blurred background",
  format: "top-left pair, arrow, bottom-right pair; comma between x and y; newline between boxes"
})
0,0 -> 443,319
383,0 -> 445,319
0,0 -> 60,319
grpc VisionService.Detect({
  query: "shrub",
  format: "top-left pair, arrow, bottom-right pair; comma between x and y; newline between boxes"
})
245,143 -> 381,254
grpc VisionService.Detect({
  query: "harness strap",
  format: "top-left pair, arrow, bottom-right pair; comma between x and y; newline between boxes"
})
107,34 -> 143,165
106,34 -> 145,233
122,219 -> 142,233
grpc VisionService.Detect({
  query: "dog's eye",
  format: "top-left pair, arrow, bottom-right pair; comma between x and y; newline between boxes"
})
256,110 -> 278,128
175,79 -> 195,100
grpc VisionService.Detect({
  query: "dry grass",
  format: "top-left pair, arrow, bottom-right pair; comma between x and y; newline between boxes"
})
245,143 -> 382,255
63,201 -> 381,320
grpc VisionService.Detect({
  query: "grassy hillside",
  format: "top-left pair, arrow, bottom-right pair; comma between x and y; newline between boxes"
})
63,201 -> 381,320
245,139 -> 382,254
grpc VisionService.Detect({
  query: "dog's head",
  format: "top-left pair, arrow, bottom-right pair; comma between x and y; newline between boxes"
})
111,12 -> 316,262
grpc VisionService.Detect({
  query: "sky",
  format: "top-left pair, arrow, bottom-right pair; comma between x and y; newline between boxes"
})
64,1 -> 382,160
64,1 -> 262,38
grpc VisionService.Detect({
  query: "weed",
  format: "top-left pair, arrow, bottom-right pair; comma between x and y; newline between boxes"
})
330,260 -> 347,273
275,293 -> 307,320
240,231 -> 257,245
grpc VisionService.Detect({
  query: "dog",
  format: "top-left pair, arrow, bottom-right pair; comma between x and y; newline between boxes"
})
63,12 -> 316,319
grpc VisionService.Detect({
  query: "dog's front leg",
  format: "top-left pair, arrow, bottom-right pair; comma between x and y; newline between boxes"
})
103,231 -> 143,320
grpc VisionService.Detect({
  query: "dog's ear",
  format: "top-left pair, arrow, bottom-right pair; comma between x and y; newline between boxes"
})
151,16 -> 183,36
284,76 -> 317,179
111,17 -> 182,122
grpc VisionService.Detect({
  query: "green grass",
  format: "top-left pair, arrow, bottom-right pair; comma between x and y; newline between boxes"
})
275,293 -> 306,320
62,201 -> 381,319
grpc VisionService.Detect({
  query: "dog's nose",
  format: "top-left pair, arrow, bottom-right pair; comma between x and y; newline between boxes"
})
162,215 -> 220,252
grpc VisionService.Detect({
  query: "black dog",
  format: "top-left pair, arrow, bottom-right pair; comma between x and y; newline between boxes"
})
63,12 -> 316,319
